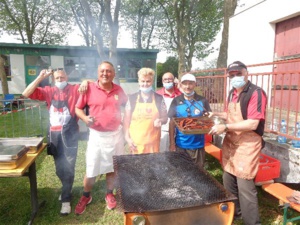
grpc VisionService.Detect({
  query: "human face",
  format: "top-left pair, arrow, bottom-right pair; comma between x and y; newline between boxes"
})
162,73 -> 174,83
181,80 -> 196,94
228,69 -> 248,89
53,70 -> 68,82
139,75 -> 153,88
98,63 -> 115,85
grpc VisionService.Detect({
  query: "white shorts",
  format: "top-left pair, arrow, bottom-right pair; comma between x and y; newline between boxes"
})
86,126 -> 124,178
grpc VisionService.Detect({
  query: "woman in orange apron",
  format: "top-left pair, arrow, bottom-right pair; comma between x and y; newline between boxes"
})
124,68 -> 168,154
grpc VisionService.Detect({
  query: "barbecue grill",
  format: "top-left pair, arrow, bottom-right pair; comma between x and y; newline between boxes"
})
113,152 -> 237,225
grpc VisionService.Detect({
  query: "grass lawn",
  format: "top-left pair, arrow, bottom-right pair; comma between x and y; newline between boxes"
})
1,138 -> 300,224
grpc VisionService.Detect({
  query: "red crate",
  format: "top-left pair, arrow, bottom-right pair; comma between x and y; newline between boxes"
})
255,153 -> 281,182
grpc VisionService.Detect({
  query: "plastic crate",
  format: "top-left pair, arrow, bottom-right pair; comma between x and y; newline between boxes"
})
255,153 -> 281,182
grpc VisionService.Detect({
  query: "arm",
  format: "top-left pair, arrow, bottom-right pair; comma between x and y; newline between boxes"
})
22,69 -> 52,97
78,79 -> 94,94
169,119 -> 176,151
154,98 -> 168,127
123,102 -> 137,152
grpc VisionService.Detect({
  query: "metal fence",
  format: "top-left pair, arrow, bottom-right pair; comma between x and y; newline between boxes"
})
0,98 -> 48,138
193,59 -> 300,142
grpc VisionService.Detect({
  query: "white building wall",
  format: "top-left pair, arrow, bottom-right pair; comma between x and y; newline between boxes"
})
9,54 -> 25,94
228,0 -> 300,73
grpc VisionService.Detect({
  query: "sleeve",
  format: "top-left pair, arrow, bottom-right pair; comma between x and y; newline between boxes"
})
247,89 -> 267,120
28,87 -> 52,106
75,90 -> 88,109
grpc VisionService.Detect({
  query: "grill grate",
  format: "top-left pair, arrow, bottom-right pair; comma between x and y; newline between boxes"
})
113,152 -> 236,212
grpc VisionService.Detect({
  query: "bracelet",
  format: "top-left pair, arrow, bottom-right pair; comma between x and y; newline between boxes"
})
224,123 -> 228,132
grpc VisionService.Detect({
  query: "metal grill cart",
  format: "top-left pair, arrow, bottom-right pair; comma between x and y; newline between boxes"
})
113,152 -> 237,225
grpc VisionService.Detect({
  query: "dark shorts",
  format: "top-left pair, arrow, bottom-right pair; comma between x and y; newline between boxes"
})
176,147 -> 205,169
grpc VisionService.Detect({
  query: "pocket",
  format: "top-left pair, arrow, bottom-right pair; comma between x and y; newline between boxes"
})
47,142 -> 58,156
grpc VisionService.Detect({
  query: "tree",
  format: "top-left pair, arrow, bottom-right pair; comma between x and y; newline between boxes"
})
158,0 -> 223,77
121,0 -> 164,49
0,55 -> 9,96
75,0 -> 121,83
217,0 -> 238,68
0,0 -> 72,44
156,56 -> 178,87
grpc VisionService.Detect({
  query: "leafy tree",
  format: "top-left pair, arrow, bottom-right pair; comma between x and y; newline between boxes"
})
217,0 -> 237,68
75,0 -> 121,83
0,55 -> 8,96
121,0 -> 164,49
156,56 -> 179,87
0,0 -> 72,44
158,0 -> 223,77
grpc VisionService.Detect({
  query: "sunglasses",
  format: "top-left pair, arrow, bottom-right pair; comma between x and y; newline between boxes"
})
228,72 -> 243,79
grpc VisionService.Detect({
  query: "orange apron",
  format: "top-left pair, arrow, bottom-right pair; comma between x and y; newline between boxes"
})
222,102 -> 262,179
129,94 -> 161,154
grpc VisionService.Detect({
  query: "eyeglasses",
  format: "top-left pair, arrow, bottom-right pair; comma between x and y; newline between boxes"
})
228,72 -> 243,79
163,78 -> 174,81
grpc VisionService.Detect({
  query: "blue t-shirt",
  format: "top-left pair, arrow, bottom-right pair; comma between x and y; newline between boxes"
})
168,93 -> 211,150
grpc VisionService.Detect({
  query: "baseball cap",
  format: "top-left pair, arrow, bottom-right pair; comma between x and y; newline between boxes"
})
181,73 -> 196,82
227,61 -> 247,73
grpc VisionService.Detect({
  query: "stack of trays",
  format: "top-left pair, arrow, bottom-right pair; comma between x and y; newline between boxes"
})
0,137 -> 44,153
0,145 -> 29,170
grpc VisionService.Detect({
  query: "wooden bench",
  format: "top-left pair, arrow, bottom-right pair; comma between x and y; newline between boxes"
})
262,183 -> 300,225
205,142 -> 221,162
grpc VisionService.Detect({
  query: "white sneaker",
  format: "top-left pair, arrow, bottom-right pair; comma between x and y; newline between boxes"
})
60,202 -> 71,215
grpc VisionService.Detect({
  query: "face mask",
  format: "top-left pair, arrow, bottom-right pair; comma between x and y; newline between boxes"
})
183,91 -> 194,97
163,82 -> 174,90
230,76 -> 246,88
140,86 -> 152,93
55,81 -> 68,90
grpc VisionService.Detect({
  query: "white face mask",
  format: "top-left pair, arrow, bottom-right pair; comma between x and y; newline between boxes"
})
163,82 -> 174,90
230,76 -> 246,89
183,91 -> 195,97
55,81 -> 68,90
140,86 -> 152,93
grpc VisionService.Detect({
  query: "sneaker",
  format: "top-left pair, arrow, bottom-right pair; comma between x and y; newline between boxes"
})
60,202 -> 71,215
75,196 -> 92,215
105,193 -> 117,210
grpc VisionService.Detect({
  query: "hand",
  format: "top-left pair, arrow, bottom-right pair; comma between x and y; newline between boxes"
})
39,69 -> 53,79
209,124 -> 226,135
154,119 -> 162,127
169,143 -> 176,151
128,139 -> 137,153
204,112 -> 213,118
85,115 -> 95,126
78,80 -> 88,94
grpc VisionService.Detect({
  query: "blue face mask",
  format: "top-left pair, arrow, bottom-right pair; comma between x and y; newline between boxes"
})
55,81 -> 68,90
183,91 -> 195,97
230,76 -> 246,88
163,82 -> 174,90
140,86 -> 152,93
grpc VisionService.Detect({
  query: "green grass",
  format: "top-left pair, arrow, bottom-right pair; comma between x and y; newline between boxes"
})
0,114 -> 300,225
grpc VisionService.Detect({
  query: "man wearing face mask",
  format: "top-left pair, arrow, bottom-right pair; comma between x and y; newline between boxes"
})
124,67 -> 168,154
156,72 -> 181,152
168,73 -> 211,168
22,68 -> 87,215
208,61 -> 267,225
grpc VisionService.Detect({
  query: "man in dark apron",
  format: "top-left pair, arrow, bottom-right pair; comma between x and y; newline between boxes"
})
22,68 -> 87,215
208,61 -> 267,225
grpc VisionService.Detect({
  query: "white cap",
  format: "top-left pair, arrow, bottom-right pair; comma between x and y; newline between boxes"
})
181,73 -> 196,82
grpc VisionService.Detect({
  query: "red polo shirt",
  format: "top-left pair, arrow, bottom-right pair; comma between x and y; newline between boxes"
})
156,86 -> 182,98
29,84 -> 80,118
76,81 -> 128,131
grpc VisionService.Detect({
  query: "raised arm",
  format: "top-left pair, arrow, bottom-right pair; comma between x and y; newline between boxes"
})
22,69 -> 52,97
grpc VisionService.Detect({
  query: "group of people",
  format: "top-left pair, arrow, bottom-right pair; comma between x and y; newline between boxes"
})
22,60 -> 267,225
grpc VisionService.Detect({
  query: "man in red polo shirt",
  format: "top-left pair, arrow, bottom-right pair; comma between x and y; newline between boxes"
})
156,72 -> 181,152
74,61 -> 127,214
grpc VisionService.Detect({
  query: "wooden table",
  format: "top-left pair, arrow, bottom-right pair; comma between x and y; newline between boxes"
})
0,143 -> 46,225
